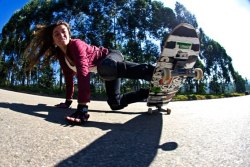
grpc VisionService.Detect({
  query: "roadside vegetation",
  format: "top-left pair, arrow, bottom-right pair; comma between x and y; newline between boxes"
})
0,84 -> 247,103
173,93 -> 245,101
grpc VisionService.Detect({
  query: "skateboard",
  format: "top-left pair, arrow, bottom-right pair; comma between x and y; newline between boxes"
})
147,23 -> 203,114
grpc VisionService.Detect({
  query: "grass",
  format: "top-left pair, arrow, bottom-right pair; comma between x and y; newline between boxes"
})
173,93 -> 245,101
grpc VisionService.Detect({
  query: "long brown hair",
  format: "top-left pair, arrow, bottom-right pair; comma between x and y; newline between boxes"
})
24,20 -> 71,70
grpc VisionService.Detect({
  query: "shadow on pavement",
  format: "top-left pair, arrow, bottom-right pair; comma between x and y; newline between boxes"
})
0,102 -> 72,125
56,113 -> 178,167
0,102 -> 146,126
89,109 -> 147,115
0,102 -> 178,166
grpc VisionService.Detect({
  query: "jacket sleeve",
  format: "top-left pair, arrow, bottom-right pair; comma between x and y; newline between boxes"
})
69,40 -> 91,103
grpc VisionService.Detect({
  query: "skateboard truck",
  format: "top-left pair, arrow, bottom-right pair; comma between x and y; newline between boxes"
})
147,104 -> 171,115
163,68 -> 203,81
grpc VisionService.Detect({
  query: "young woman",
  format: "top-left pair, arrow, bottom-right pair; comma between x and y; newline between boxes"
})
25,20 -> 154,124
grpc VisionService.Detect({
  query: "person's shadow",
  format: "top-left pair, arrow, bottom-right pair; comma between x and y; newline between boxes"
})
0,102 -> 72,125
0,102 -> 178,166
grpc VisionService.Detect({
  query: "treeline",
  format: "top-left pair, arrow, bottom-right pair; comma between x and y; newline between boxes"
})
0,0 -> 247,96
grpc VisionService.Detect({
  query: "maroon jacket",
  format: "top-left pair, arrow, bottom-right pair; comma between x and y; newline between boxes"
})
56,39 -> 109,103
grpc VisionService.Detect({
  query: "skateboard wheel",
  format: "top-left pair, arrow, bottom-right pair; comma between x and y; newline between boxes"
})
194,68 -> 203,80
162,68 -> 171,82
148,108 -> 153,114
166,108 -> 171,115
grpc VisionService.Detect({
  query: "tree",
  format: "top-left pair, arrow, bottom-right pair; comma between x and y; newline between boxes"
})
175,2 -> 198,28
37,64 -> 55,89
209,75 -> 221,94
199,28 -> 239,93
234,72 -> 246,93
0,0 -> 245,96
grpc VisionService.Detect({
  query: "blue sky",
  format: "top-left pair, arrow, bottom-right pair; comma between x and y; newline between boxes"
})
1,0 -> 250,80
0,0 -> 30,31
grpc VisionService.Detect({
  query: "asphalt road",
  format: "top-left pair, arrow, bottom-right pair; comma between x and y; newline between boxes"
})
0,88 -> 250,167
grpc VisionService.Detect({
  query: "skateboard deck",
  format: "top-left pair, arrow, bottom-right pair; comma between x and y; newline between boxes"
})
147,23 -> 202,114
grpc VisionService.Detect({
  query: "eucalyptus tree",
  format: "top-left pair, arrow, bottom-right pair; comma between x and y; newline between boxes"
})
0,0 -> 57,86
199,28 -> 244,93
0,0 -> 245,94
233,72 -> 246,93
174,2 -> 198,28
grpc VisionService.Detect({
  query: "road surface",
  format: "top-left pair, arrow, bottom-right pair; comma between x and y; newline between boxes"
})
0,88 -> 249,167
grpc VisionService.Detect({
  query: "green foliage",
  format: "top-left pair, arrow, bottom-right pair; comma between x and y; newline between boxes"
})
0,84 -> 66,97
205,94 -> 218,99
37,65 -> 55,89
173,93 -> 245,101
172,95 -> 188,101
233,72 -> 246,93
174,2 -> 198,27
0,0 -> 246,96
189,94 -> 206,100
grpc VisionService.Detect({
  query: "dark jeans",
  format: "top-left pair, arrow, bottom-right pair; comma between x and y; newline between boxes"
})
98,51 -> 155,110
